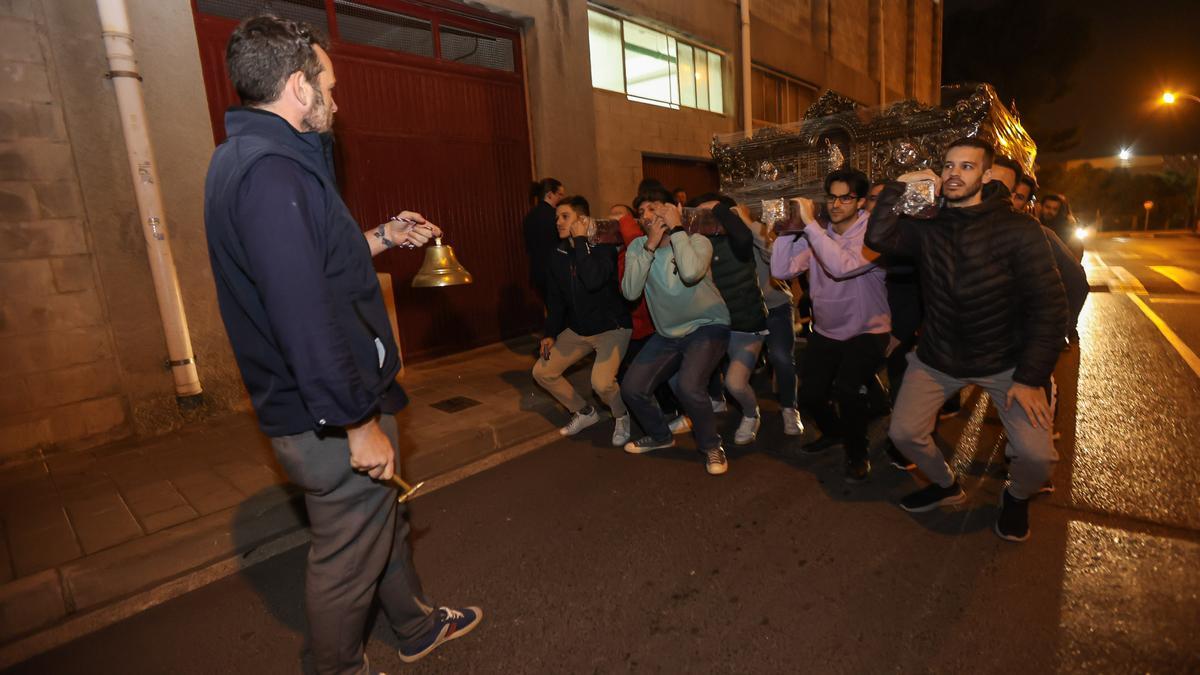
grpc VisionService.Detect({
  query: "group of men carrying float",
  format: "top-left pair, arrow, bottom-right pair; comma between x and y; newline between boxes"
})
527,138 -> 1085,549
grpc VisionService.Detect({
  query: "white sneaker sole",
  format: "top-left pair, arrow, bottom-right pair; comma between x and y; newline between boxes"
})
624,440 -> 676,454
706,462 -> 728,475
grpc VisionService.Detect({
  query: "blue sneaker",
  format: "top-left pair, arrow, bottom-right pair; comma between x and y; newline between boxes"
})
397,606 -> 483,664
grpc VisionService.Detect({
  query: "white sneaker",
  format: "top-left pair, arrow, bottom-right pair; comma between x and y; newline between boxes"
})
734,413 -> 760,445
705,446 -> 728,475
559,409 -> 600,436
781,407 -> 804,436
611,415 -> 631,446
711,398 -> 728,413
668,415 -> 693,435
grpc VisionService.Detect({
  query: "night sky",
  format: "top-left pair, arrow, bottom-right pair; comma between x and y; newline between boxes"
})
943,0 -> 1200,161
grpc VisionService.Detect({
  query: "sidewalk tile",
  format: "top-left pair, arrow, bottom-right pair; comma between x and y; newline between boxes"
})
0,569 -> 66,643
140,505 -> 200,534
0,474 -> 58,513
172,470 -> 244,515
212,461 -> 284,497
6,503 -> 80,577
121,479 -> 198,533
62,487 -> 143,555
0,460 -> 48,490
61,497 -> 306,613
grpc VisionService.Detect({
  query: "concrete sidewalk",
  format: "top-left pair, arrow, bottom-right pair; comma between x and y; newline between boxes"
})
0,335 -> 588,655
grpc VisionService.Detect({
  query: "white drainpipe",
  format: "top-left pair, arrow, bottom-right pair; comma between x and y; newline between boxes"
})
96,0 -> 202,397
740,0 -> 752,137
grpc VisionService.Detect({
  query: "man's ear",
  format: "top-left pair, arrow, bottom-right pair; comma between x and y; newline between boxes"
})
286,70 -> 310,107
982,167 -> 993,183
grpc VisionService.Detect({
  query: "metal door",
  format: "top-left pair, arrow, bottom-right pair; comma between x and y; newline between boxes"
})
192,0 -> 539,361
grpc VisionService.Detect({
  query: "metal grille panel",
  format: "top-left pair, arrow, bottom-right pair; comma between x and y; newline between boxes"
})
439,25 -> 514,72
196,0 -> 329,32
334,1 -> 434,58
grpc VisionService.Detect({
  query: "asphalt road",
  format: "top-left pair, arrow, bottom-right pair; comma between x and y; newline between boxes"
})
8,235 -> 1200,675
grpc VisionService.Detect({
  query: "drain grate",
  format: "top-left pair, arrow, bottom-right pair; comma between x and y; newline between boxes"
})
429,396 -> 482,413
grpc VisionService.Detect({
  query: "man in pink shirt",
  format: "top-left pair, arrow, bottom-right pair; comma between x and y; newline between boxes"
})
770,169 -> 891,482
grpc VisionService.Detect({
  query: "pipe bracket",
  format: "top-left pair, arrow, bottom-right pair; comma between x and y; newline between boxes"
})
106,70 -> 143,81
165,355 -> 196,369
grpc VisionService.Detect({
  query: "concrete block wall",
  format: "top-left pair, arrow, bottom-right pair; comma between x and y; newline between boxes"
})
592,90 -> 735,211
0,0 -> 250,463
0,0 -> 129,460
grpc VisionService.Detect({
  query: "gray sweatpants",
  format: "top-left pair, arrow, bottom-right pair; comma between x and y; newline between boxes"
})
889,352 -> 1058,500
272,414 -> 436,675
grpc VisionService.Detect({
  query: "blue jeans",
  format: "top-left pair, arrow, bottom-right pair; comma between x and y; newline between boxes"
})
621,324 -> 731,451
764,303 -> 797,408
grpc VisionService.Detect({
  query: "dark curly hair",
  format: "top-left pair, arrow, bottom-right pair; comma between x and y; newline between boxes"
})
226,15 -> 329,106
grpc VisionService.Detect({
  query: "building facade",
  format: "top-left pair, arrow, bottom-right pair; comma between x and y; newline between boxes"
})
0,0 -> 941,461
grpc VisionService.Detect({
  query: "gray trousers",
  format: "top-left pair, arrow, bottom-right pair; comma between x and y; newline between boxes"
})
889,352 -> 1058,500
272,414 -> 436,675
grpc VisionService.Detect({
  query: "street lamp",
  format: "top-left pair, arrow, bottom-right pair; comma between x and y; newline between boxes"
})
1157,91 -> 1200,231
1118,147 -> 1133,161
1161,90 -> 1200,105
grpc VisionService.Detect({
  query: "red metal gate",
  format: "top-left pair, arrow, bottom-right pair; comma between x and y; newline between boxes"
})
192,0 -> 539,361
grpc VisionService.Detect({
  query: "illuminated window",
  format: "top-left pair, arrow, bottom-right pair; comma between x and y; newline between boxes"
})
586,7 -> 724,114
587,9 -> 624,93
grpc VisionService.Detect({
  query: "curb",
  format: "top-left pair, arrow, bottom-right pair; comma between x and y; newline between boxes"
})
0,427 -> 564,669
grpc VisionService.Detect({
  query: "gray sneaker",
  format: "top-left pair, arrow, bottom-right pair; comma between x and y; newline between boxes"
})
781,407 -> 804,436
611,415 -> 632,446
733,414 -> 760,445
559,409 -> 600,436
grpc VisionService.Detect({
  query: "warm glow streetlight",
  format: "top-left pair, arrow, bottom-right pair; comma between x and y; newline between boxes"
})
1161,90 -> 1200,104
1118,147 -> 1132,161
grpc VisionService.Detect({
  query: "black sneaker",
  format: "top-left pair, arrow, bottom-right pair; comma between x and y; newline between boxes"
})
800,435 -> 842,454
397,606 -> 483,664
994,488 -> 1030,542
844,457 -> 870,483
624,435 -> 675,455
900,481 -> 966,513
884,442 -> 916,471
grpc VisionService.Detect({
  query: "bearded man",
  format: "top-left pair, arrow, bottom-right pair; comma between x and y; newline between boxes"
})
865,137 -> 1068,543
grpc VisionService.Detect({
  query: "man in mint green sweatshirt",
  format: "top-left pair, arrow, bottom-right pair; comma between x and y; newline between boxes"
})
619,182 -> 732,475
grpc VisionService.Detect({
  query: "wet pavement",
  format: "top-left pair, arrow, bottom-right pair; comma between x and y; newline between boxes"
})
6,235 -> 1199,674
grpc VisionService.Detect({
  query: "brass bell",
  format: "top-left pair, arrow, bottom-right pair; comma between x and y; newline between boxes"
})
411,237 -> 473,287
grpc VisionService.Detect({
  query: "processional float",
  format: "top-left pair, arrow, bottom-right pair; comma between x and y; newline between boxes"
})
589,82 -> 1038,241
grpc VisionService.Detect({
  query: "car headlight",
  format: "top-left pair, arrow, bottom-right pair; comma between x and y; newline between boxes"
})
1073,227 -> 1090,241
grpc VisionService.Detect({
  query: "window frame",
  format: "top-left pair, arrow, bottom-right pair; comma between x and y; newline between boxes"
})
586,4 -> 726,115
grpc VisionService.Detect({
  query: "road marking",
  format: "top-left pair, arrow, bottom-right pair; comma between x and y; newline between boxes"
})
1149,265 -> 1200,293
1084,253 -> 1147,294
1149,297 -> 1200,305
1127,292 -> 1200,379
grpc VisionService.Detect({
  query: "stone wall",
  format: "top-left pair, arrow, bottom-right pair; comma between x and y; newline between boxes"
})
0,0 -> 129,459
0,0 -> 248,463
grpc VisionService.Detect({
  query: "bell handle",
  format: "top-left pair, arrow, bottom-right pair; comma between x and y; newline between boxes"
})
433,237 -> 443,246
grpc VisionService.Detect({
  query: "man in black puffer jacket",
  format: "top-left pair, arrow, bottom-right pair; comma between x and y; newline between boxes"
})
866,137 -> 1068,543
